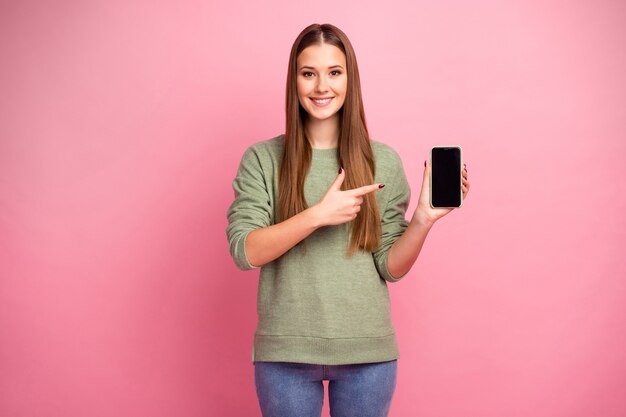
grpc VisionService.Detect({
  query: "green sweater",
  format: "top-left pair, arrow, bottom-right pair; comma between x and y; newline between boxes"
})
225,134 -> 411,365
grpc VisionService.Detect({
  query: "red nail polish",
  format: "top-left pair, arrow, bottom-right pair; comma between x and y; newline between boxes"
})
379,184 -> 385,188
338,167 -> 343,174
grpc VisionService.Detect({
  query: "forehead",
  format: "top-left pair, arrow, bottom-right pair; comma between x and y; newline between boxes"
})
297,43 -> 346,68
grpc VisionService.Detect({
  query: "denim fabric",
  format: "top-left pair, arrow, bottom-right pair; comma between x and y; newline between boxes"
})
254,359 -> 397,417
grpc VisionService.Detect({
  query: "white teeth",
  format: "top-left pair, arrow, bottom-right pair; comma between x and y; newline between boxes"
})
313,98 -> 332,104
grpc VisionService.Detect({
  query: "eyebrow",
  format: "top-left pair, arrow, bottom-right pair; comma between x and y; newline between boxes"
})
298,65 -> 345,71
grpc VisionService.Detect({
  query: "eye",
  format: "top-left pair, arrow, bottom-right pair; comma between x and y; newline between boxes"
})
331,70 -> 342,76
302,71 -> 314,77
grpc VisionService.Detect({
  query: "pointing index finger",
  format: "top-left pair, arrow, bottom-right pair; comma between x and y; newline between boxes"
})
349,183 -> 385,196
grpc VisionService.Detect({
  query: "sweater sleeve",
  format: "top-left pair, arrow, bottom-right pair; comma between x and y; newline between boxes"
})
372,155 -> 411,283
225,146 -> 272,271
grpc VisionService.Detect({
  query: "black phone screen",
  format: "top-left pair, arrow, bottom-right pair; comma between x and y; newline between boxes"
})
431,147 -> 462,208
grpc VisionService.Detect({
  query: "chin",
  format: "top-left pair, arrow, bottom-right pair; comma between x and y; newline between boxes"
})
310,106 -> 341,117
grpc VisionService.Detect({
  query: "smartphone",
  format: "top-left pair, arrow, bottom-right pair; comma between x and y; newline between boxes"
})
430,146 -> 463,208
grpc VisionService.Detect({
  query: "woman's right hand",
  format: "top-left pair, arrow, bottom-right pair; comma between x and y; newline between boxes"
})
310,167 -> 385,227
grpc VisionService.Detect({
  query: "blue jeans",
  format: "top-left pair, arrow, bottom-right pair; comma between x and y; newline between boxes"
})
254,360 -> 397,417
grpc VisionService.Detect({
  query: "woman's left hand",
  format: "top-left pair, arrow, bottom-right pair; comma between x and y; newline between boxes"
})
412,159 -> 470,225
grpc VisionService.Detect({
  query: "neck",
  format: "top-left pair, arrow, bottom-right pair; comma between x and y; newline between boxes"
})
304,113 -> 340,149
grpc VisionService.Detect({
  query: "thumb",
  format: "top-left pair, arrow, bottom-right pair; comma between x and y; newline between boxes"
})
422,159 -> 430,190
329,166 -> 345,191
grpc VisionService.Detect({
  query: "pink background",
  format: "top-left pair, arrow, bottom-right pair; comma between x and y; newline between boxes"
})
1,1 -> 625,416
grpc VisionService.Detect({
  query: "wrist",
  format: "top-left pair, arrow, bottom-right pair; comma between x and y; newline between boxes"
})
304,204 -> 324,229
411,207 -> 435,229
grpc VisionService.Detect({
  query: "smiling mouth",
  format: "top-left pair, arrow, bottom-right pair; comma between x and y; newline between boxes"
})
310,97 -> 334,106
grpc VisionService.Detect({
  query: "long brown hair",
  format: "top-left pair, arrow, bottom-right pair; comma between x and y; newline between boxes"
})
278,23 -> 381,257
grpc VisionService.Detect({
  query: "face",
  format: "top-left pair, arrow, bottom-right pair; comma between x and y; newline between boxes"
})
296,43 -> 347,122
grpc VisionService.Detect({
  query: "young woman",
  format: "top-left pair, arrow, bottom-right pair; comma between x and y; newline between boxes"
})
226,23 -> 470,417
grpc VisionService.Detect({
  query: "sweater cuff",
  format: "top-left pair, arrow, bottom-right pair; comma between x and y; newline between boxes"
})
380,251 -> 409,282
236,230 -> 261,270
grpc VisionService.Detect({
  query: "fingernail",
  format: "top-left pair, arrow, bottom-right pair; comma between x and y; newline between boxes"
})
338,167 -> 343,174
379,184 -> 385,188
424,160 -> 426,167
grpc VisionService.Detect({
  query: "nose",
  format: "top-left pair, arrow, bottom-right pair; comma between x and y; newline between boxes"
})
315,75 -> 329,93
